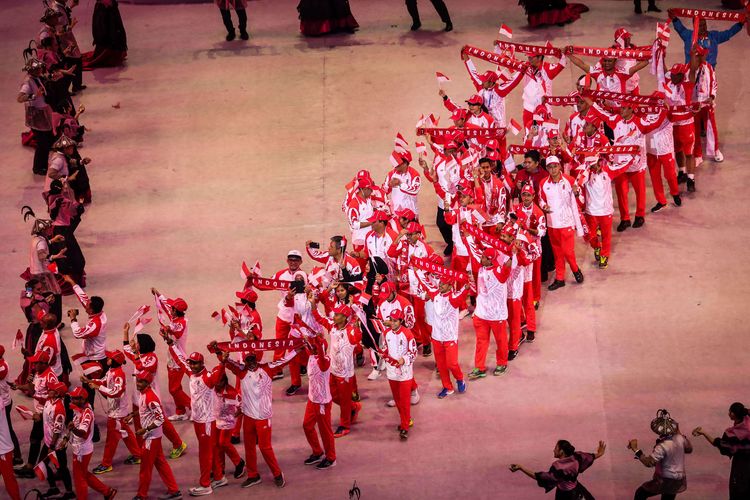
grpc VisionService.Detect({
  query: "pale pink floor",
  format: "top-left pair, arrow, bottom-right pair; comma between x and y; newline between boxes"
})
1,0 -> 749,498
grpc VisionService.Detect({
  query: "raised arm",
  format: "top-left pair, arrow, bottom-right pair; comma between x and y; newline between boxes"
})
715,23 -> 743,44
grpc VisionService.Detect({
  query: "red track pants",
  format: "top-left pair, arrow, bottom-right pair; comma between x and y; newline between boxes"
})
101,416 -> 141,467
584,214 -> 613,258
273,318 -> 292,364
614,170 -> 646,221
507,298 -> 523,350
410,296 -> 432,345
388,379 -> 413,431
472,316 -> 508,370
242,415 -> 281,478
432,340 -> 463,390
331,375 -> 354,429
522,281 -> 536,332
73,452 -> 112,499
137,437 -> 179,498
303,401 -> 336,461
693,106 -> 719,158
167,368 -> 191,415
215,428 -> 241,475
290,350 -> 309,387
532,257 -> 542,302
0,451 -> 20,500
194,422 -> 221,486
647,153 -> 679,205
547,226 -> 579,281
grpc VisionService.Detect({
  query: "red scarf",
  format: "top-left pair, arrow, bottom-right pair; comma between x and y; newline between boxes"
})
581,89 -> 664,106
417,127 -> 506,139
494,41 -> 562,58
508,144 -> 550,157
545,95 -> 579,107
462,45 -> 536,77
209,338 -> 302,353
410,257 -> 468,284
569,46 -> 651,60
668,7 -> 748,22
246,276 -> 292,290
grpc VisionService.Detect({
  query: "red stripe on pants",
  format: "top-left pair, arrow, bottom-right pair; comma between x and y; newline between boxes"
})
547,226 -> 579,281
584,214 -> 612,258
73,452 -> 111,499
194,422 -> 220,486
167,368 -> 191,414
647,153 -> 679,205
388,379 -> 413,431
215,428 -> 241,475
242,415 -> 281,478
330,375 -> 354,429
614,170 -> 646,221
137,437 -> 179,498
522,281 -> 536,332
472,316 -> 508,370
432,340 -> 463,390
101,416 -> 141,467
302,401 -> 336,461
507,298 -> 523,350
0,451 -> 21,500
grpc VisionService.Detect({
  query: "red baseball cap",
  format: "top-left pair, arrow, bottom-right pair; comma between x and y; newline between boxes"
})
105,349 -> 126,364
466,94 -> 483,105
187,352 -> 204,363
332,304 -> 352,317
69,386 -> 89,399
356,169 -> 372,180
236,289 -> 258,303
28,350 -> 51,364
167,298 -> 188,312
479,71 -> 498,83
395,208 -> 416,220
445,140 -> 459,150
378,281 -> 395,299
389,309 -> 404,321
48,380 -> 67,394
367,210 -> 390,223
670,63 -> 689,75
521,183 -> 535,196
584,115 -> 602,128
0,345 -> 4,358
483,247 -> 499,260
693,45 -> 709,57
405,221 -> 422,234
501,223 -> 517,237
357,177 -> 375,189
457,179 -> 474,195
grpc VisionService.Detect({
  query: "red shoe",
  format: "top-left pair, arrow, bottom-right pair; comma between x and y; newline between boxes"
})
333,426 -> 350,438
350,402 -> 362,424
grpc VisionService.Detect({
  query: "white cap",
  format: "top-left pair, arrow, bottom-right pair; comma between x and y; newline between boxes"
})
287,250 -> 303,258
545,155 -> 561,165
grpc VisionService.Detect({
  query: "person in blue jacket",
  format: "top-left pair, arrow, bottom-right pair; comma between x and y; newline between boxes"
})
670,14 -> 745,68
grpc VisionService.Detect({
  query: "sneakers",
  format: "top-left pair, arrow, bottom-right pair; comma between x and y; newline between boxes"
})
124,455 -> 141,465
399,429 -> 409,440
599,256 -> 609,269
104,488 -> 117,500
233,459 -> 245,479
188,485 -> 212,496
593,247 -> 600,261
351,390 -> 360,402
673,195 -> 682,206
616,220 -> 631,232
210,477 -> 228,489
157,492 -> 183,500
169,442 -> 187,460
93,464 -> 113,474
714,150 -> 724,162
274,474 -> 286,488
299,365 -> 307,376
422,344 -> 432,357
367,368 -> 380,381
168,413 -> 189,422
677,171 -> 688,184
437,388 -> 454,399
334,426 -> 350,438
493,365 -> 507,376
548,280 -> 565,291
632,216 -> 645,229
650,202 -> 666,213
526,331 -> 535,343
386,399 -> 396,407
507,350 -> 518,361
355,352 -> 365,367
304,454 -> 323,466
456,379 -> 467,393
687,178 -> 696,192
316,458 -> 336,470
467,368 -> 487,380
351,402 -> 362,423
241,475 -> 262,488
410,389 -> 420,405
42,488 -> 60,499
444,21 -> 453,32
573,270 -> 584,284
285,385 -> 301,396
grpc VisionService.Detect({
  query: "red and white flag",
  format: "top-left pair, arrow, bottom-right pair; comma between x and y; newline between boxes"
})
498,23 -> 512,39
47,451 -> 60,468
429,114 -> 440,127
415,141 -> 427,155
127,305 -> 150,325
251,260 -> 261,276
15,405 -> 34,420
133,316 -> 152,334
307,266 -> 328,288
436,72 -> 451,86
241,261 -> 252,280
34,461 -> 48,480
12,329 -> 23,350
47,262 -> 58,274
416,114 -> 425,129
357,291 -> 372,306
394,133 -> 409,153
509,118 -> 522,136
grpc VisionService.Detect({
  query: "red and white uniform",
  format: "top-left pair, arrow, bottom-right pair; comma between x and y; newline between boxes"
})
443,205 -> 482,268
138,388 -> 165,441
645,111 -> 679,206
377,293 -> 416,330
154,294 -> 188,370
540,174 -> 583,281
32,367 -> 59,412
0,397 -> 20,500
70,401 -> 114,499
464,59 -> 524,127
70,404 -> 95,458
384,326 -> 417,431
383,167 -> 421,215
473,259 -> 513,370
168,346 -> 223,424
521,56 -> 567,125
514,202 -> 547,304
589,65 -> 633,94
582,162 -> 619,259
428,287 -> 468,391
564,109 -> 590,143
212,385 -> 243,474
507,250 -> 531,351
135,388 -> 180,499
70,285 -> 107,361
95,366 -> 141,469
362,227 -> 398,276
43,397 -> 66,449
303,351 -> 335,461
662,73 -> 695,156
474,175 -> 508,226
35,329 -> 62,377
346,193 -> 374,246
692,62 -> 719,158
307,247 -> 362,283
0,360 -> 11,409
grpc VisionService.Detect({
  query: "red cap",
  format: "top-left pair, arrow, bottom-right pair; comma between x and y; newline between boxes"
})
485,139 -> 499,150
105,349 -> 126,364
466,94 -> 483,105
332,304 -> 352,317
405,222 -> 422,234
486,150 -> 500,161
187,352 -> 204,363
357,177 -> 375,189
236,289 -> 258,303
356,169 -> 372,180
479,71 -> 498,83
483,247 -> 499,260
457,179 -> 474,195
614,28 -> 632,41
69,386 -> 89,399
167,298 -> 188,312
395,208 -> 416,220
28,350 -> 51,364
378,281 -> 395,299
445,141 -> 459,150
650,90 -> 666,99
521,183 -> 535,196
392,150 -> 413,165
48,380 -> 67,394
547,128 -> 560,139
367,209 -> 390,223
389,309 -> 404,321
670,63 -> 689,75
501,223 -> 517,237
450,108 -> 468,121
136,371 -> 155,384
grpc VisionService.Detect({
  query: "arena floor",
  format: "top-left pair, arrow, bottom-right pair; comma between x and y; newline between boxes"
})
1,0 -> 749,498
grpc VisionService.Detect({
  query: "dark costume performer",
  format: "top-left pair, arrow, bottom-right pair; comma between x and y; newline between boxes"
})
82,0 -> 127,70
297,0 -> 359,36
518,0 -> 588,28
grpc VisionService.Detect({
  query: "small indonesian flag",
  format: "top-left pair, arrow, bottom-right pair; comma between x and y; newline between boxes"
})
15,405 -> 34,420
81,360 -> 104,378
133,316 -> 152,334
428,114 -> 440,127
34,461 -> 48,480
435,72 -> 451,85
241,261 -> 251,280
211,311 -> 221,322
12,329 -> 23,350
127,305 -> 150,325
357,291 -> 372,306
252,260 -> 261,276
657,22 -> 670,44
307,267 -> 328,288
416,114 -> 425,129
415,141 -> 427,155
509,118 -> 522,136
47,262 -> 58,274
47,451 -> 60,468
394,133 -> 409,153
498,23 -> 512,39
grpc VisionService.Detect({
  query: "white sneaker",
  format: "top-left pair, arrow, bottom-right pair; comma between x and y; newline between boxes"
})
410,389 -> 420,405
714,150 -> 724,162
377,358 -> 385,371
168,413 -> 189,422
386,399 -> 396,407
367,368 -> 380,381
189,485 -> 213,496
210,478 -> 228,489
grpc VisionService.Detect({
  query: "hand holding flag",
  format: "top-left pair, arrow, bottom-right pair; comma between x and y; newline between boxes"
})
436,72 -> 450,89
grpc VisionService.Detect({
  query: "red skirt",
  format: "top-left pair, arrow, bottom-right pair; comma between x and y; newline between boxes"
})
527,3 -> 588,28
82,47 -> 127,70
298,0 -> 359,36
